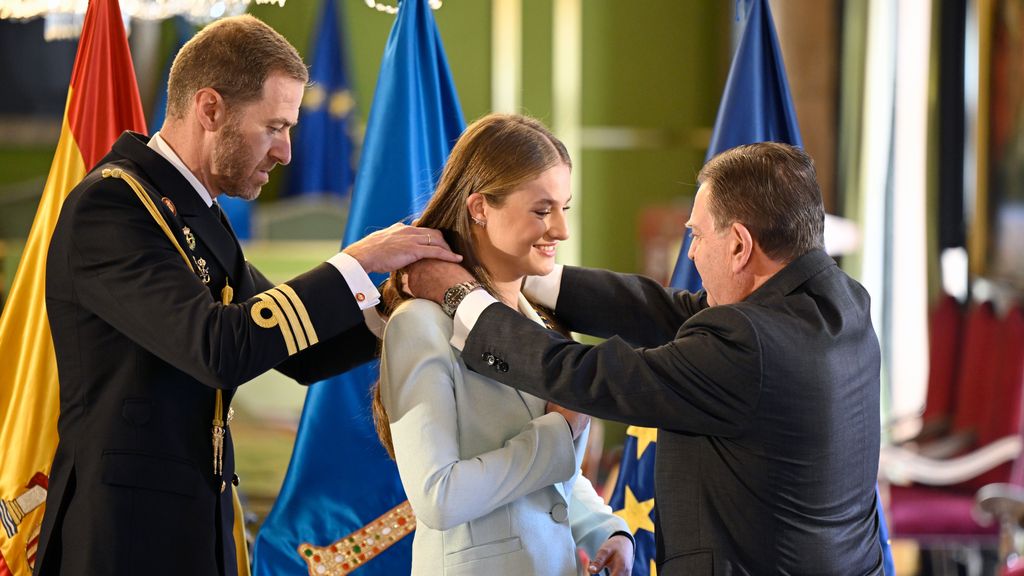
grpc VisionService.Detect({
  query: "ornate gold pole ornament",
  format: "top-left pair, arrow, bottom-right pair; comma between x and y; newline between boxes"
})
298,500 -> 416,575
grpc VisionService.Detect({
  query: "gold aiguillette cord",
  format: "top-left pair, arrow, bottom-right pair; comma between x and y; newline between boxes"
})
212,280 -> 234,480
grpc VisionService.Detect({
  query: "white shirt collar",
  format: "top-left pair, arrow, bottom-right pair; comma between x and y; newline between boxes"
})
147,131 -> 215,208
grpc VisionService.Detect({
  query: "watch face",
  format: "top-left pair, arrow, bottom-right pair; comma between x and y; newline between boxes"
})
442,285 -> 463,316
442,281 -> 477,317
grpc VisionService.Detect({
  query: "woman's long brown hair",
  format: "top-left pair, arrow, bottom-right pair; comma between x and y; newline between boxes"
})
372,113 -> 570,458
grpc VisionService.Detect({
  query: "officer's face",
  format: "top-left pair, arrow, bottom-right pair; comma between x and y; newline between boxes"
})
211,72 -> 303,200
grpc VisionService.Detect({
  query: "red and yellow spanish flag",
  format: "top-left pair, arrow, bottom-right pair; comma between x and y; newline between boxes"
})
0,1 -> 145,573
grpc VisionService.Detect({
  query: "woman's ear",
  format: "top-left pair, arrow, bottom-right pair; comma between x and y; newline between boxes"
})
466,193 -> 487,222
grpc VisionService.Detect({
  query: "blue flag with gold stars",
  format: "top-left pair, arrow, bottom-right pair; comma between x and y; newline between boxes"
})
251,0 -> 464,573
285,0 -> 357,198
608,426 -> 658,575
618,1 -> 895,574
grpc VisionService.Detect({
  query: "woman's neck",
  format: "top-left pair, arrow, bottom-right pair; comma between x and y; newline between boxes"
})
490,277 -> 523,310
473,240 -> 523,309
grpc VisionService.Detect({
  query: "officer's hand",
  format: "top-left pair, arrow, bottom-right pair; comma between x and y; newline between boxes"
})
403,259 -> 474,304
546,402 -> 590,440
343,223 -> 461,274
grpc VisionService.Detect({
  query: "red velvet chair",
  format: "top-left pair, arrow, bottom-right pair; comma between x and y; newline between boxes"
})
883,301 -> 1023,542
974,306 -> 1024,574
914,293 -> 967,441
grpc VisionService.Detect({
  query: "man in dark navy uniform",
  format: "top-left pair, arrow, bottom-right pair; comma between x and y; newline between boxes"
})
36,15 -> 460,576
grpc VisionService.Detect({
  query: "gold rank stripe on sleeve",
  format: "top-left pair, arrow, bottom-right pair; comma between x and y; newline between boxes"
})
275,284 -> 318,346
249,285 -> 319,356
102,167 -> 194,273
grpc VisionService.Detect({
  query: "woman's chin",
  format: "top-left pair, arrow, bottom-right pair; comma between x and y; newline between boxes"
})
527,262 -> 555,277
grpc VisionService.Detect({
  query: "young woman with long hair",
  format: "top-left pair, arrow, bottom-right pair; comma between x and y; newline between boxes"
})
373,114 -> 634,575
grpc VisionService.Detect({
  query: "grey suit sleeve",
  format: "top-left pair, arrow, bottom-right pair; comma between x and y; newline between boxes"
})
463,302 -> 763,435
554,267 -> 707,348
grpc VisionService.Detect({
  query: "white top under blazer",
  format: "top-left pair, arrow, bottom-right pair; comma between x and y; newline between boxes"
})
380,295 -> 628,576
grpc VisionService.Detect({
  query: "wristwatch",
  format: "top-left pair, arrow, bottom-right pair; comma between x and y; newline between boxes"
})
441,281 -> 481,317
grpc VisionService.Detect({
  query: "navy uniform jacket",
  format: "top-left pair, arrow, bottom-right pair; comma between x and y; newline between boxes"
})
36,131 -> 377,576
461,250 -> 884,575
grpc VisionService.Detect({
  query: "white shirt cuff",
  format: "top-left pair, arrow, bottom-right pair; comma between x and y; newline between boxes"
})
327,252 -> 380,311
450,289 -> 498,351
522,264 -> 563,310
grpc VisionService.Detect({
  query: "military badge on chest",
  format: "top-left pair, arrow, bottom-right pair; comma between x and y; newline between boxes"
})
182,226 -> 213,284
194,256 -> 211,285
177,225 -> 211,285
158,196 -> 214,287
183,226 -> 196,250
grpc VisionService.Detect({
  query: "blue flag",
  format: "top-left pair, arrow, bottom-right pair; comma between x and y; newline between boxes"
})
251,0 -> 464,574
285,0 -> 357,198
607,427 -> 657,575
615,1 -> 895,574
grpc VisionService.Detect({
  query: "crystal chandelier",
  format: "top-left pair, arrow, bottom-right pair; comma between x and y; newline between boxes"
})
363,0 -> 441,15
0,0 -> 286,39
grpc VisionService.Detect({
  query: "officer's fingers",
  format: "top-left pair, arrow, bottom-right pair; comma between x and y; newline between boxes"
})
405,226 -> 451,251
419,245 -> 463,263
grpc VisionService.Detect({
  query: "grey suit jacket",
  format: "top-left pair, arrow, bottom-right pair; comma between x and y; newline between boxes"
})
380,296 -> 627,575
462,250 -> 884,575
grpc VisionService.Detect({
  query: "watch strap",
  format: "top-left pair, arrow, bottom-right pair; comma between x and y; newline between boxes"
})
442,280 -> 481,317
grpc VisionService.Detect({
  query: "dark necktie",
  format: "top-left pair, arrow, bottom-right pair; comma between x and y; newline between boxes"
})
210,201 -> 245,284
210,201 -> 239,244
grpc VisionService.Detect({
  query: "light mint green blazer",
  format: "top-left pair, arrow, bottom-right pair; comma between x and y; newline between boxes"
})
380,297 -> 628,576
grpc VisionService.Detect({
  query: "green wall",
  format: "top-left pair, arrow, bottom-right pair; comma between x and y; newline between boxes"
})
1,1 -> 730,295
579,1 -> 728,271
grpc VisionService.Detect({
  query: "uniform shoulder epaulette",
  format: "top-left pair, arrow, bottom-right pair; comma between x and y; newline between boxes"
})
101,166 -> 194,274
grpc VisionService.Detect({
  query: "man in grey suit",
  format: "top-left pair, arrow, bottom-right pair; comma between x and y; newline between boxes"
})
407,142 -> 884,575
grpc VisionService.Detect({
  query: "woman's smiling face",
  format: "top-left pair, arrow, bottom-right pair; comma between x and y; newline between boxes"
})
472,163 -> 572,282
